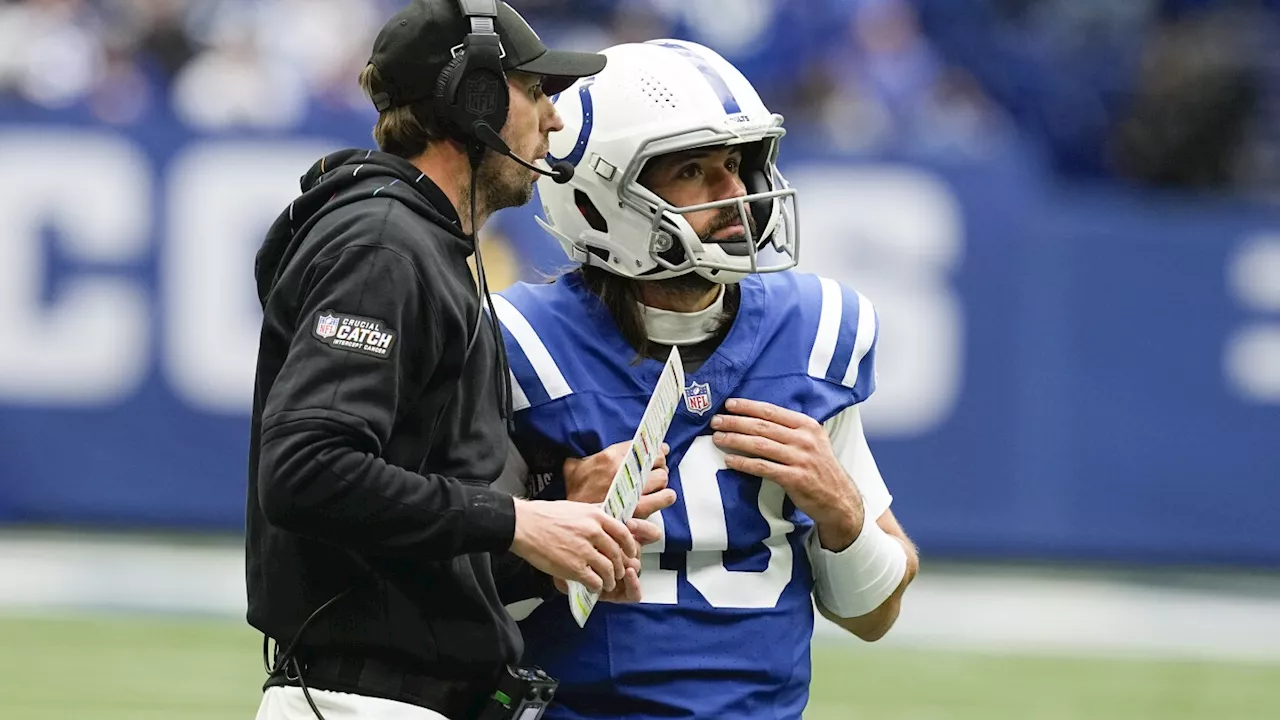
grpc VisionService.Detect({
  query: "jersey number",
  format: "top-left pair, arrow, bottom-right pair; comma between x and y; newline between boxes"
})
639,435 -> 796,609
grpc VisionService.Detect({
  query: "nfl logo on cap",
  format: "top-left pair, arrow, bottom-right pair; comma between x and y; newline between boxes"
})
315,313 -> 339,339
683,382 -> 712,415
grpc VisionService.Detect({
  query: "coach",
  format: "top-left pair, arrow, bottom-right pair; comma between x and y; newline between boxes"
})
245,2 -> 646,719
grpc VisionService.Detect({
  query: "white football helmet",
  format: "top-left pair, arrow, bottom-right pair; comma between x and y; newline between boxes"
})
536,40 -> 799,284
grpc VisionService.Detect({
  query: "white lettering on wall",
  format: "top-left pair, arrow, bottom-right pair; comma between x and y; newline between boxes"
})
1225,232 -> 1280,403
0,131 -> 150,405
788,164 -> 965,437
164,141 -> 335,414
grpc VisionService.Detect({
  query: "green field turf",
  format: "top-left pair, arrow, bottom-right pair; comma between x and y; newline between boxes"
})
1,614 -> 1275,719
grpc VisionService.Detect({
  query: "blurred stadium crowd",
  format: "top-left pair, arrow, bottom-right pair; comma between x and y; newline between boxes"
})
1,0 -> 1277,198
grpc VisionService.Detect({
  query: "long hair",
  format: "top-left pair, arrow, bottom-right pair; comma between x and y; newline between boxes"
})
358,63 -> 445,158
567,265 -> 740,364
572,264 -> 651,361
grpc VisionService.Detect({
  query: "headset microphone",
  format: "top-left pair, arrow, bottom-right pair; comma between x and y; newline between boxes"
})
472,122 -> 574,184
546,160 -> 575,183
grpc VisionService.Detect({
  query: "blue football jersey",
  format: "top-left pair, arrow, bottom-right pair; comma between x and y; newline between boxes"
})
493,269 -> 878,720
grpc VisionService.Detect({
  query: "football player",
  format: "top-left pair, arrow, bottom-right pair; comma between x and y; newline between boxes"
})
494,39 -> 920,719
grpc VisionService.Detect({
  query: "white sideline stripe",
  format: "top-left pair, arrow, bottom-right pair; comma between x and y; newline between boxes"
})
814,569 -> 1280,663
0,534 -> 243,616
841,291 -> 876,388
490,295 -> 573,401
807,278 -> 843,379
1,533 -> 1278,663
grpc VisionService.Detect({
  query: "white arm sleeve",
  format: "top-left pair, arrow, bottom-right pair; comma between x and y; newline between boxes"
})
494,438 -> 529,498
823,405 -> 892,521
809,404 -> 907,618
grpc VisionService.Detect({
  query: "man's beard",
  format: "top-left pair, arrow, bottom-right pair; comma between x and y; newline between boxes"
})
475,150 -> 535,213
698,204 -> 759,257
651,204 -> 761,295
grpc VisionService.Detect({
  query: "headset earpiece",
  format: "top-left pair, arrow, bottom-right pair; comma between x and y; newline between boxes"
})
434,0 -> 509,154
434,54 -> 467,135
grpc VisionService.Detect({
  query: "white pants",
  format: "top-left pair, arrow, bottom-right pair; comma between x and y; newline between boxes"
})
255,686 -> 451,720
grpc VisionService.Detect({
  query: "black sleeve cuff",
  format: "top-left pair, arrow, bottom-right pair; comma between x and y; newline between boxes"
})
460,484 -> 517,554
491,551 -> 557,606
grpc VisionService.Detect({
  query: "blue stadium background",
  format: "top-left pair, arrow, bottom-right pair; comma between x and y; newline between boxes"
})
1,0 -> 1277,567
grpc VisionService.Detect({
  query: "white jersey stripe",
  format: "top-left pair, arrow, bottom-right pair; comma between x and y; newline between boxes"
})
842,291 -> 877,388
490,294 -> 573,402
807,277 -> 843,379
508,370 -> 531,412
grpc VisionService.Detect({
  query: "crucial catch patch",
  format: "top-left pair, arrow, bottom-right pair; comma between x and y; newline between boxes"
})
312,310 -> 397,359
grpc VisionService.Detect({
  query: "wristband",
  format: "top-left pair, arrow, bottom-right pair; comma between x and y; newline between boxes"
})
811,518 -> 907,618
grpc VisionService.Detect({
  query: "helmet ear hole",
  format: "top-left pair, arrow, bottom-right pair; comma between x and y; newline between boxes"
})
574,190 -> 609,233
586,245 -> 612,264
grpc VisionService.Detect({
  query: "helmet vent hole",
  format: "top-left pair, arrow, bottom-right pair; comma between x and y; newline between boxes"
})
574,190 -> 608,233
638,71 -> 677,109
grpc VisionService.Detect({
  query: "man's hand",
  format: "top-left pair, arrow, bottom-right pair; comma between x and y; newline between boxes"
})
563,441 -> 677,521
552,555 -> 644,604
710,398 -> 865,551
509,499 -> 639,594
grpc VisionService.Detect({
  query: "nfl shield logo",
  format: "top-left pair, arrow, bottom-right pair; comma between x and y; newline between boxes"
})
683,382 -> 712,415
465,76 -> 502,116
315,313 -> 339,339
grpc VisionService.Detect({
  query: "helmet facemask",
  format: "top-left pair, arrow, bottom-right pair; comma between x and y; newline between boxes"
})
619,121 -> 800,285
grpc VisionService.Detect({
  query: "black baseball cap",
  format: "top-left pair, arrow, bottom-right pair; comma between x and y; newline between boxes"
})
368,0 -> 606,111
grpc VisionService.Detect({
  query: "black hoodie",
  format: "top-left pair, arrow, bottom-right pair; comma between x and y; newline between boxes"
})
246,148 -> 525,702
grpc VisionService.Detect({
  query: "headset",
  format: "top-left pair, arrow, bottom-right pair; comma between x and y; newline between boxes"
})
433,0 -> 573,180
434,0 -> 509,162
428,0 -> 514,439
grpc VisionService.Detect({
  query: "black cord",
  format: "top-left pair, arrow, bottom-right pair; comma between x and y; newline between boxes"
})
262,587 -> 355,720
463,160 -> 487,364
295,656 -> 325,719
466,153 -> 515,434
